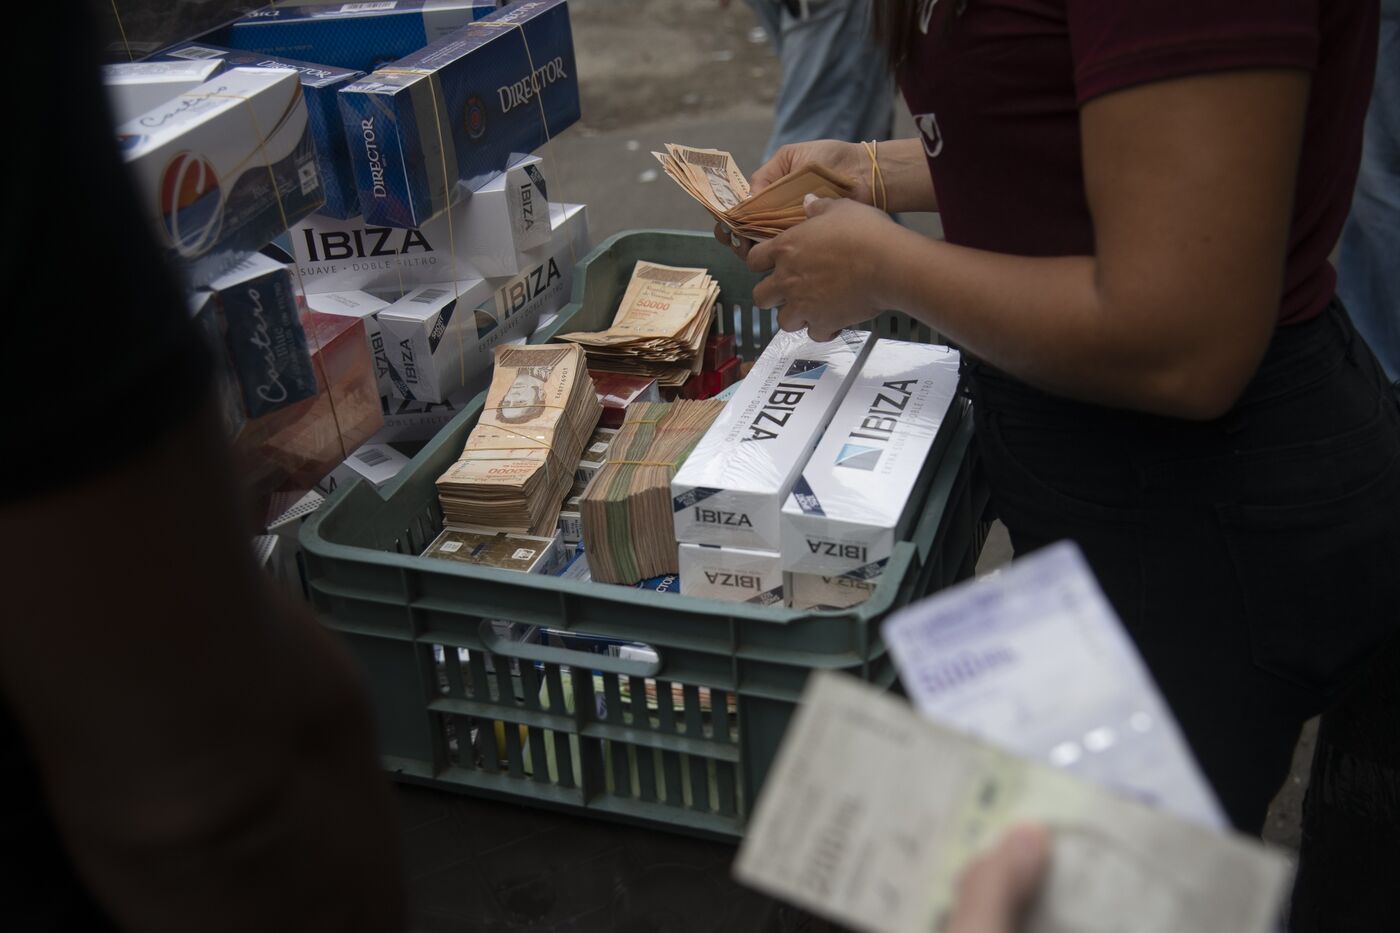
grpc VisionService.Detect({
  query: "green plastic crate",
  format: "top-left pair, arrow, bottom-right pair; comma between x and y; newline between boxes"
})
300,230 -> 990,839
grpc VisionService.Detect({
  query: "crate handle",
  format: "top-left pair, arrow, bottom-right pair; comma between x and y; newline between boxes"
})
479,621 -> 664,679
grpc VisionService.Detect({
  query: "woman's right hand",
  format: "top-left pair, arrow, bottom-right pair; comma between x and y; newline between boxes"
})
752,139 -> 874,203
714,139 -> 872,258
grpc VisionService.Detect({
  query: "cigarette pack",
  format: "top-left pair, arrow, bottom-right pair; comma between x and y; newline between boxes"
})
203,254 -> 319,419
781,342 -> 961,576
319,441 -> 413,494
591,373 -> 662,428
102,60 -> 225,125
219,0 -> 496,72
148,42 -> 365,218
375,202 -> 586,402
574,426 -> 618,483
233,308 -> 385,496
703,332 -> 736,371
288,154 -> 555,293
423,525 -> 564,574
671,329 -> 874,550
786,570 -> 880,612
678,354 -> 739,400
338,0 -> 579,227
117,67 -> 323,286
369,390 -> 473,442
303,290 -> 393,395
557,501 -> 582,544
678,544 -> 785,607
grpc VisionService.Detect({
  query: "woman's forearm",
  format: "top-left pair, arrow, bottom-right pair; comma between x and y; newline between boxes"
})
875,138 -> 939,213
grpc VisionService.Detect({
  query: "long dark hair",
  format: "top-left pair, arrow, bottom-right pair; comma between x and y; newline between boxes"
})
871,0 -> 963,74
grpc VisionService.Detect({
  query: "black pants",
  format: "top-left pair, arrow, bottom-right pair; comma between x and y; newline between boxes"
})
966,300 -> 1400,834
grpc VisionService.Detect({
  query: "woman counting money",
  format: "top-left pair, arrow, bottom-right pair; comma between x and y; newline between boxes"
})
722,0 -> 1400,898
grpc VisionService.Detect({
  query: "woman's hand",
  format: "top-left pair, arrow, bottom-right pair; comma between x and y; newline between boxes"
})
745,194 -> 900,341
713,139 -> 873,260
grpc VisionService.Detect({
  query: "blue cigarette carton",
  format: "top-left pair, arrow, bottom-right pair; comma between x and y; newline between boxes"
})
149,43 -> 365,218
201,254 -> 319,420
338,0 -> 579,228
219,0 -> 497,72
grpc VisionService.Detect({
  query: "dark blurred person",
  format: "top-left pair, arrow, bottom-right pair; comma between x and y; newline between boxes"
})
0,4 -> 405,930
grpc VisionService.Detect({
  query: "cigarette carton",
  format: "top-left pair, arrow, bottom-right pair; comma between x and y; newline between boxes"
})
303,290 -> 393,395
234,309 -> 385,495
557,498 -> 582,544
375,202 -> 585,402
103,60 -> 225,125
671,329 -> 874,550
369,390 -> 474,442
188,291 -> 249,440
117,67 -> 324,286
678,544 -> 785,607
591,373 -> 662,428
786,570 -> 880,612
288,154 -> 554,293
781,342 -> 961,576
148,42 -> 365,218
204,253 -> 319,419
219,0 -> 496,72
377,278 -> 495,403
319,441 -> 412,493
423,525 -> 564,573
338,0 -> 579,227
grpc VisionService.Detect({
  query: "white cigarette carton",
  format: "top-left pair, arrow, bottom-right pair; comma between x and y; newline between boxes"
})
319,442 -> 413,494
103,60 -> 225,125
780,342 -> 961,577
375,203 -> 586,402
117,67 -> 323,286
671,329 -> 874,550
370,390 -> 473,442
303,290 -> 393,395
290,154 -> 555,294
786,570 -> 880,612
678,543 -> 786,607
377,278 -> 495,403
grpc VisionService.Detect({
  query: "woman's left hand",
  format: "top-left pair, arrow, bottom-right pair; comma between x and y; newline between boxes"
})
746,195 -> 898,341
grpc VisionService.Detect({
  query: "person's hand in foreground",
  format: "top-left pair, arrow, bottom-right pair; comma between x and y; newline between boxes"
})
947,825 -> 1051,933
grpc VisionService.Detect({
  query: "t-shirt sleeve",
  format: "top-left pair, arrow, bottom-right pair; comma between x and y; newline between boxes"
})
1067,0 -> 1320,104
1,6 -> 213,497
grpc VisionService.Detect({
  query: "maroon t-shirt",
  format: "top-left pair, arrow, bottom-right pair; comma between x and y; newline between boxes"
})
899,0 -> 1378,325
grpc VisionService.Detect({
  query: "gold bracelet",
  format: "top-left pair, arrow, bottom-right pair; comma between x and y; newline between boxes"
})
862,140 -> 889,213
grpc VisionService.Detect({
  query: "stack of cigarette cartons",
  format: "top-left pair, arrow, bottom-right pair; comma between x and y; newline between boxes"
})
781,342 -> 962,610
338,0 -> 579,227
671,329 -> 874,605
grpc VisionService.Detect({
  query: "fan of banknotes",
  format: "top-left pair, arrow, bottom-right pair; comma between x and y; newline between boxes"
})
556,260 -> 718,387
653,143 -> 856,240
435,344 -> 602,536
581,399 -> 726,584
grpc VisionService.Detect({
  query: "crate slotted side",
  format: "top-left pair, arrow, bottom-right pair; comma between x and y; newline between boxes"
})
301,230 -> 990,839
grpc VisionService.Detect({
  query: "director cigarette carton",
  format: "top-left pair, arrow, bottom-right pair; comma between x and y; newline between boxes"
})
338,0 -> 579,227
220,0 -> 496,72
780,342 -> 961,576
671,328 -> 874,551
